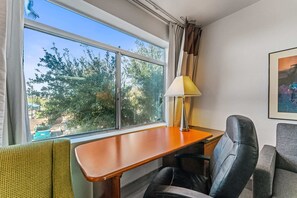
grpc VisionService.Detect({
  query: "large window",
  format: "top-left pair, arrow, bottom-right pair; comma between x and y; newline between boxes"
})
24,0 -> 165,140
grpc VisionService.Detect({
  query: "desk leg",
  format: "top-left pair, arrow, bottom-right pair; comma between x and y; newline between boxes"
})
112,175 -> 122,198
103,174 -> 122,198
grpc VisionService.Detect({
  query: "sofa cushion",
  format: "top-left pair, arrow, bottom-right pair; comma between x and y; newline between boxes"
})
276,123 -> 297,173
0,139 -> 73,198
272,168 -> 297,198
0,141 -> 53,198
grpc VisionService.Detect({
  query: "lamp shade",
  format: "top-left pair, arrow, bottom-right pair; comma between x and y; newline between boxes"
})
165,76 -> 201,97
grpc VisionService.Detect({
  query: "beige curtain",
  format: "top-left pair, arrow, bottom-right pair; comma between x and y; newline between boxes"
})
174,21 -> 202,127
166,22 -> 184,126
0,1 -> 7,145
1,0 -> 30,146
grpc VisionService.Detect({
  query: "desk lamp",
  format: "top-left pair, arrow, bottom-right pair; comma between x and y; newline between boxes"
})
165,76 -> 201,132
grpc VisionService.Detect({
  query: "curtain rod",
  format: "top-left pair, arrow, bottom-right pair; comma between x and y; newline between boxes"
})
128,0 -> 185,27
145,0 -> 185,25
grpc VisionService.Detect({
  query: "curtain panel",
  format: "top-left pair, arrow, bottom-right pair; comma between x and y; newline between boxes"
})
180,22 -> 202,78
1,0 -> 30,146
174,21 -> 202,127
166,22 -> 184,126
0,1 -> 7,145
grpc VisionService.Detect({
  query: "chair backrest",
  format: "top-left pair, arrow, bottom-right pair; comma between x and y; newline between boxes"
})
276,123 -> 297,173
209,115 -> 259,198
0,139 -> 74,198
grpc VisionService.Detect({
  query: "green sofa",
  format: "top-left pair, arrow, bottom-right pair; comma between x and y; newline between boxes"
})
0,139 -> 74,198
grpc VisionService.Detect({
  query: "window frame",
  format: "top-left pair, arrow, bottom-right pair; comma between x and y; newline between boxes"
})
49,0 -> 168,49
23,0 -> 168,138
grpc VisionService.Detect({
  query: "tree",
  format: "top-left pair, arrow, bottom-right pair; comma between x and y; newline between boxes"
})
27,44 -> 116,133
121,42 -> 164,126
27,41 -> 164,134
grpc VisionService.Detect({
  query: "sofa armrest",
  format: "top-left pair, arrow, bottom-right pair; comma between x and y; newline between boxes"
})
154,185 -> 212,198
253,145 -> 276,198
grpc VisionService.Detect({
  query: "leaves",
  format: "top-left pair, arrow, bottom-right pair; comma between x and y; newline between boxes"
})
121,41 -> 164,127
27,40 -> 164,134
27,44 -> 116,132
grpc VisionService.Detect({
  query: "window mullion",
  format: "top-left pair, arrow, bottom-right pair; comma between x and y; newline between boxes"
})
115,52 -> 122,129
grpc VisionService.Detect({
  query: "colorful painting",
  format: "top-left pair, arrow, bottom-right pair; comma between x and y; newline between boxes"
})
269,47 -> 297,120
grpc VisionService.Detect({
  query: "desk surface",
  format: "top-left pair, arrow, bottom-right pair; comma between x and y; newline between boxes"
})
75,127 -> 212,182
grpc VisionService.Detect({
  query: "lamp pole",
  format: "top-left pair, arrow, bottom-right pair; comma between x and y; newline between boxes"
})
180,97 -> 189,132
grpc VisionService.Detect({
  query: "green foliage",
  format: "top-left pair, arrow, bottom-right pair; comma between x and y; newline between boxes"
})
35,124 -> 51,132
27,44 -> 116,132
121,55 -> 164,127
27,40 -> 164,134
120,41 -> 164,127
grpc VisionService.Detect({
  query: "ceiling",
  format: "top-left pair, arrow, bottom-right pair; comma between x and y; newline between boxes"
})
137,0 -> 261,26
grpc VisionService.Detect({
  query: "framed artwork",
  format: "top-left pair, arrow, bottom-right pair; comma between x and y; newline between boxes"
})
269,47 -> 297,120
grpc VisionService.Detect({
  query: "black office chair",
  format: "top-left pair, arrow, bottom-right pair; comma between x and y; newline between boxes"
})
144,115 -> 259,198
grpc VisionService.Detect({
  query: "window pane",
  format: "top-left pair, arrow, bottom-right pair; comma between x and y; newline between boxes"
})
24,0 -> 165,61
121,56 -> 164,127
24,28 -> 116,140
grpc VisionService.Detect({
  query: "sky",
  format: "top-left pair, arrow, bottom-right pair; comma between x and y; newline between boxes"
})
25,0 -> 139,50
24,0 -> 163,85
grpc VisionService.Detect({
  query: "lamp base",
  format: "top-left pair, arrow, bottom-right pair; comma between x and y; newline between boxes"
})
180,97 -> 189,132
180,127 -> 189,132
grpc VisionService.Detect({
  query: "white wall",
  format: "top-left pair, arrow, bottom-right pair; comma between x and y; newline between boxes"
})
190,0 -> 297,149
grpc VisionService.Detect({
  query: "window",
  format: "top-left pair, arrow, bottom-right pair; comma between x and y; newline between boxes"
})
24,0 -> 165,61
24,0 -> 166,140
121,56 -> 164,127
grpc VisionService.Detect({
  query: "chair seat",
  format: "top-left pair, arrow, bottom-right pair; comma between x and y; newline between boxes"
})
144,167 -> 209,197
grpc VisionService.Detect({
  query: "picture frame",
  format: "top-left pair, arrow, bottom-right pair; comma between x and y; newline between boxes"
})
269,47 -> 297,120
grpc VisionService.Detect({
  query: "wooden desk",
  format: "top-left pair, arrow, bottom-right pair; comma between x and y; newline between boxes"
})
75,127 -> 212,198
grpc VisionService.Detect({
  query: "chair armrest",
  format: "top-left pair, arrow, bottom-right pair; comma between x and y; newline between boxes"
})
253,145 -> 276,198
154,185 -> 212,198
175,153 -> 210,169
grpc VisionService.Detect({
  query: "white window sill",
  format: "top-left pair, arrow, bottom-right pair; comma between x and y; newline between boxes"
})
70,122 -> 167,144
